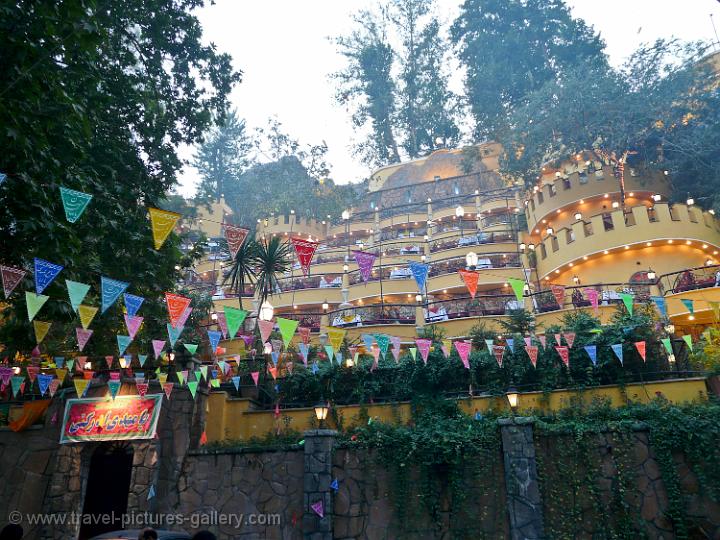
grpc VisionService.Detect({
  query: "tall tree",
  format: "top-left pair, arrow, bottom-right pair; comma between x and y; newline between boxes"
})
194,110 -> 254,203
0,0 -> 239,355
451,0 -> 607,139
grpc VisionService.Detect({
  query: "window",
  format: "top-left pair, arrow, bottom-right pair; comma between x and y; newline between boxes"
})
624,211 -> 636,226
538,192 -> 544,204
530,199 -> 535,211
551,236 -> 559,252
647,207 -> 658,222
566,229 -> 575,243
562,178 -> 571,190
549,184 -> 557,197
540,244 -> 547,259
583,222 -> 594,237
602,213 -> 614,231
578,173 -> 588,185
670,207 -> 680,221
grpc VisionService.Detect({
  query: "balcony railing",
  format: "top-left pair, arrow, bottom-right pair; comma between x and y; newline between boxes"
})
657,264 -> 720,294
328,304 -> 416,327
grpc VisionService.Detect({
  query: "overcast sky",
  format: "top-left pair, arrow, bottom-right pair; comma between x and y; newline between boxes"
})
176,0 -> 720,197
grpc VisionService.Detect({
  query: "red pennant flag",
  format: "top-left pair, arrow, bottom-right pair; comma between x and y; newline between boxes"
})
1,265 -> 27,298
634,341 -> 646,362
290,237 -> 319,277
251,371 -> 260,386
199,431 -> 208,446
223,224 -> 249,259
492,345 -> 505,367
550,284 -> 565,308
26,366 -> 40,383
105,356 -> 114,369
458,269 -> 480,298
563,332 -> 576,348
268,366 -> 278,380
136,382 -> 149,397
555,346 -> 570,367
165,293 -> 191,329
525,345 -> 539,367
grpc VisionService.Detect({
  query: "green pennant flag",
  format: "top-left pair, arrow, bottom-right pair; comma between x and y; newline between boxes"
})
59,186 -> 93,223
661,338 -> 673,355
409,347 -> 417,361
66,280 -> 91,311
194,369 -> 202,382
619,293 -> 634,315
26,291 -> 49,321
176,371 -> 185,385
184,343 -> 198,355
508,277 -> 525,303
224,306 -> 247,339
276,317 -> 299,347
681,299 -> 694,315
210,378 -> 220,388
187,380 -> 198,399
199,365 -> 208,381
107,379 -> 121,400
682,335 -> 693,351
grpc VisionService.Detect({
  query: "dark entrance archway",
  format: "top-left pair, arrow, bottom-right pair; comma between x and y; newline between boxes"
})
78,442 -> 133,540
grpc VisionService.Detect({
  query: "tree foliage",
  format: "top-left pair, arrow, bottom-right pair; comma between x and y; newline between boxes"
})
0,0 -> 238,355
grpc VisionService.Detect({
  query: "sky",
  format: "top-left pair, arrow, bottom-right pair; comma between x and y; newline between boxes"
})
176,0 -> 720,197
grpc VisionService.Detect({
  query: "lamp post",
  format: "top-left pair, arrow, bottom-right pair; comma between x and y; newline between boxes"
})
456,205 -> 465,237
259,300 -> 274,321
506,386 -> 519,413
466,251 -> 478,271
314,399 -> 329,428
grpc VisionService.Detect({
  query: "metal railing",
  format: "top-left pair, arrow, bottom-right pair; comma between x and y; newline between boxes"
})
657,264 -> 720,294
327,304 -> 416,327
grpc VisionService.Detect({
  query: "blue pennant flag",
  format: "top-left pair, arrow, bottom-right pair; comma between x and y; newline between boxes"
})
271,351 -> 279,366
336,351 -> 343,365
147,485 -> 156,500
330,478 -> 339,491
650,296 -> 667,318
211,369 -> 218,379
0,172 -> 6,186
506,338 -> 514,352
117,335 -> 132,356
299,342 -> 309,363
37,373 -> 54,396
34,258 -> 64,294
101,276 -> 129,313
207,330 -> 222,354
324,345 -> 334,363
409,261 -> 429,292
54,356 -> 65,368
312,362 -> 319,374
123,293 -> 145,317
167,323 -> 184,347
584,345 -> 597,366
611,344 -> 624,365
361,334 -> 375,351
138,354 -> 147,367
231,376 -> 241,391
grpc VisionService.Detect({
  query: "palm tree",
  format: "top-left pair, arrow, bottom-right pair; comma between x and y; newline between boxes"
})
223,237 -> 258,309
254,236 -> 291,304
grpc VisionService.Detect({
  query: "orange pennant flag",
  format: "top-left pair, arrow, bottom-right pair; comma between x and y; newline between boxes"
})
458,269 -> 480,298
165,293 -> 191,329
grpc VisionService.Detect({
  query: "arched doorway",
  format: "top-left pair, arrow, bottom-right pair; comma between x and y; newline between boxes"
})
79,442 -> 133,539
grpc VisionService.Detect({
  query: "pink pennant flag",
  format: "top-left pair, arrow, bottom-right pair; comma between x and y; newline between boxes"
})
105,356 -> 114,369
75,357 -> 86,373
554,333 -> 562,346
454,341 -> 471,369
258,320 -> 274,343
136,382 -> 149,397
524,336 -> 532,348
109,371 -> 121,380
298,326 -> 311,344
76,327 -> 93,352
538,335 -> 547,349
152,340 -> 166,359
634,341 -> 646,362
415,339 -> 432,365
163,382 -> 174,399
311,500 -> 324,518
27,366 -> 40,383
353,250 -> 377,282
550,284 -> 565,308
390,336 -> 401,352
216,311 -> 229,338
176,307 -> 193,329
224,224 -> 249,258
492,345 -> 505,367
251,371 -> 260,386
555,346 -> 570,367
584,288 -> 599,314
525,345 -> 539,367
124,315 -> 143,340
48,379 -> 60,397
371,345 -> 381,369
391,347 -> 400,362
563,332 -> 576,348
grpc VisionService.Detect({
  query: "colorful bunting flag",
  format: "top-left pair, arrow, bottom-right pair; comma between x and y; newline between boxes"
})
682,335 -> 693,352
555,346 -> 569,367
258,319 -> 274,343
136,382 -> 149,397
409,347 -> 417,361
455,341 -> 471,369
277,317 -> 299,347
59,186 -> 92,223
37,374 -> 53,396
506,338 -> 515,352
361,334 -> 375,352
409,262 -> 429,292
167,323 -> 183,347
353,250 -> 377,282
651,296 -> 667,318
78,305 -> 98,329
681,299 -> 694,315
661,338 -> 673,355
223,224 -> 250,258
324,345 -> 334,363
49,378 -> 61,398
148,207 -> 180,250
124,315 -> 143,340
525,345 -> 539,367
163,382 -> 174,399
187,381 -> 198,399
34,258 -> 63,294
458,269 -> 480,298
291,237 -> 319,277
493,345 -> 505,367
117,335 -> 132,356
311,500 -> 324,518
563,332 -> 576,348
176,306 -> 193,329
484,339 -> 494,354
415,339 -> 431,364
184,343 -> 198,355
619,293 -> 634,315
298,326 -> 311,345
74,379 -> 90,398
222,306 -> 247,339
251,372 -> 260,386
108,379 -> 121,400
508,277 -> 525,302
123,293 -> 144,317
611,344 -> 624,365
634,341 -> 646,362
584,288 -> 599,314
374,334 -> 390,358
708,301 -> 720,322
76,328 -> 93,352
327,327 -> 346,352
65,280 -> 90,311
207,330 -> 222,355
138,354 -> 147,367
550,284 -> 565,308
33,320 -> 51,343
25,291 -> 49,321
11,376 -> 25,397
298,343 -> 310,366
152,340 -> 166,358
1,265 -> 26,298
101,276 -> 129,313
165,292 -> 191,328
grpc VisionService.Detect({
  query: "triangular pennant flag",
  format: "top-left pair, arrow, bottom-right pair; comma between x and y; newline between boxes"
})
298,343 -> 310,366
25,291 -> 49,321
215,311 -> 229,338
124,315 -> 143,340
251,372 -> 260,386
163,382 -> 174,399
661,338 -> 673,355
554,333 -> 562,346
65,280 -> 90,311
311,500 -> 324,518
224,306 -> 248,339
361,334 -> 375,352
611,344 -> 624,365
277,317 -> 300,347
207,330 -> 222,355
223,224 -> 250,258
506,338 -> 515,352
524,336 -> 532,348
454,341 -> 471,369
34,258 -> 63,294
550,284 -> 565,308
74,379 -> 90,398
458,269 -> 480,298
199,431 -> 208,445
193,369 -> 202,382
108,379 -> 121,400
327,327 -> 347,352
708,301 -> 720,322
0,367 -> 12,386
117,335 -> 132,356
484,339 -> 494,354
682,334 -> 693,352
493,345 -> 505,367
525,345 -> 539,367
184,343 -> 198,355
634,341 -> 646,362
258,319 -> 274,343
148,207 -> 181,250
270,351 -> 279,366
167,323 -> 184,347
619,293 -> 634,315
1,265 -> 26,298
124,293 -> 145,317
106,356 -> 114,369
76,327 -> 93,352
152,340 -> 166,358
138,354 -> 147,367
330,479 -> 339,491
409,261 -> 429,292
584,288 -> 599,314
555,346 -> 569,367
100,276 -> 129,313
563,332 -> 576,348
54,357 -> 65,368
390,336 -> 401,353
333,353 -> 341,367
59,186 -> 92,223
538,335 -> 547,349
48,378 -> 61,398
187,381 -> 198,398
290,237 -> 319,277
147,485 -> 156,500
11,376 -> 25,397
78,305 -> 98,329
179,370 -> 188,385
508,277 -> 525,302
33,320 -> 51,343
37,374 -> 53,396
374,334 -> 390,358
165,293 -> 191,328
26,366 -> 39,384
324,345 -> 334,363
441,339 -> 451,358
231,376 -> 241,391
268,366 -> 278,380
409,347 -> 417,361
584,345 -> 597,365
352,250 -> 377,282
651,296 -> 667,318
176,306 -> 193,329
415,339 -> 432,365
681,299 -> 694,315
136,381 -> 149,397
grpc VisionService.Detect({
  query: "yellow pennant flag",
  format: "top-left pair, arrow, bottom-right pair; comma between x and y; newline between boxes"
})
78,305 -> 98,329
708,301 -> 720,322
55,368 -> 68,383
148,208 -> 181,250
327,327 -> 347,353
73,379 -> 90,398
33,320 -> 52,344
158,372 -> 168,386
